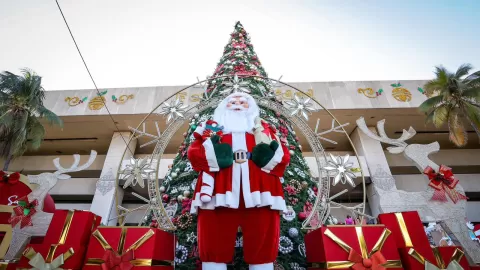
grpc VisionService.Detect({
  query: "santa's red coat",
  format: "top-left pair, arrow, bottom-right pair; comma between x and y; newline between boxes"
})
188,132 -> 290,214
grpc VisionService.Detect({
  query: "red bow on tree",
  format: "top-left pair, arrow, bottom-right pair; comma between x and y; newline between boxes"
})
423,165 -> 467,204
348,249 -> 387,270
101,250 -> 134,270
0,171 -> 20,187
8,196 -> 38,228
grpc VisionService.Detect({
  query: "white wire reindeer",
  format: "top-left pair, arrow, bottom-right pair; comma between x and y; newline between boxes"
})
2,151 -> 97,260
356,118 -> 480,264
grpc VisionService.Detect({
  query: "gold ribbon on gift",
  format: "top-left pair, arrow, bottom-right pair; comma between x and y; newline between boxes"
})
0,262 -> 9,270
85,227 -> 173,267
394,213 -> 413,247
20,246 -> 74,270
0,224 -> 13,259
409,247 -> 465,270
310,227 -> 402,269
44,210 -> 75,263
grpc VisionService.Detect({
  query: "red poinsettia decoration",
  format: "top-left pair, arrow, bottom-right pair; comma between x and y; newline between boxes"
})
284,185 -> 297,196
182,198 -> 192,214
232,42 -> 246,49
8,196 -> 39,228
423,165 -> 467,204
0,171 -> 20,187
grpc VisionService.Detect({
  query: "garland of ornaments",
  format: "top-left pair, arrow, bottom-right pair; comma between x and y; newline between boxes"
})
175,245 -> 189,264
278,236 -> 294,254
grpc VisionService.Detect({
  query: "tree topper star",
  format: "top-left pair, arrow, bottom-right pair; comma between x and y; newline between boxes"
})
324,154 -> 356,187
121,157 -> 155,189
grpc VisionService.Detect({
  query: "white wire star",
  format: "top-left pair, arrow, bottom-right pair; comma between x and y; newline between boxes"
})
186,232 -> 197,243
121,157 -> 155,188
158,97 -> 188,123
220,74 -> 250,94
284,95 -> 316,120
323,154 -> 356,187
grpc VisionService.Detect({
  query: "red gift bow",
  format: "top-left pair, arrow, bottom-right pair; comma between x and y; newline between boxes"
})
8,196 -> 38,228
423,165 -> 467,204
348,249 -> 387,270
101,249 -> 135,270
0,171 -> 20,187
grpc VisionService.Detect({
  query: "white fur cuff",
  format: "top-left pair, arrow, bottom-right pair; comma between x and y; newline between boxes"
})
203,139 -> 220,172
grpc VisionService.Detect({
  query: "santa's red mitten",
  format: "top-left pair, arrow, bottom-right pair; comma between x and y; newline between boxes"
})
200,171 -> 214,202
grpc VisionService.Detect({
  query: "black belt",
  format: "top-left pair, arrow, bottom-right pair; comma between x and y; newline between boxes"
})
233,150 -> 251,164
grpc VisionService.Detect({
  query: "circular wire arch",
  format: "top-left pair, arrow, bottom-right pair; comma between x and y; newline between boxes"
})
114,75 -> 366,230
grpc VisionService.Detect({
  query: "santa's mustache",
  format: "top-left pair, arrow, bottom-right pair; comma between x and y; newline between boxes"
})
227,105 -> 247,111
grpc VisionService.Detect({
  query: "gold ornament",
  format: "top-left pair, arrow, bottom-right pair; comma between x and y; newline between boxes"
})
64,96 -> 87,106
88,96 -> 106,110
114,94 -> 134,104
391,83 -> 412,102
357,88 -> 377,98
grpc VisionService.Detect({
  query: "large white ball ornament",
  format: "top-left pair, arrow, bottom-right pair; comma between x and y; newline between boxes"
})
177,195 -> 184,201
183,190 -> 191,197
171,172 -> 178,178
159,186 -> 166,193
288,228 -> 299,238
289,150 -> 295,155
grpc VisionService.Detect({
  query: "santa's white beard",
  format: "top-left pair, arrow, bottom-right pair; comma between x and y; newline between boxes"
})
220,109 -> 255,133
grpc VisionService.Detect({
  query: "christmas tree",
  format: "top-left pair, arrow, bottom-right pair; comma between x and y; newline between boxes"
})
144,22 -> 324,269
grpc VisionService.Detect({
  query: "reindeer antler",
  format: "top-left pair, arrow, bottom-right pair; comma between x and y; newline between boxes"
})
356,117 -> 416,154
53,150 -> 97,179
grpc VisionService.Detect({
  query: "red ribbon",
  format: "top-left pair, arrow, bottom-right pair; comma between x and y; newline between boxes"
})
0,171 -> 20,187
101,249 -> 134,270
8,196 -> 38,228
348,249 -> 387,270
423,165 -> 467,204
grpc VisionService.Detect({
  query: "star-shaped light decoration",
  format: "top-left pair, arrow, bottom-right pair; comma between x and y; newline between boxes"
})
284,95 -> 316,120
121,157 -> 155,189
220,74 -> 250,94
158,97 -> 188,123
186,232 -> 197,243
323,154 -> 356,187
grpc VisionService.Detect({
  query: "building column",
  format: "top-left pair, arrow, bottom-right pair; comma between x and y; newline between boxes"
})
90,132 -> 136,225
351,126 -> 397,217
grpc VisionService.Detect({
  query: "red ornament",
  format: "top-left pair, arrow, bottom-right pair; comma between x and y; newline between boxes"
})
0,171 -> 20,187
289,145 -> 296,150
423,165 -> 467,203
150,219 -> 158,228
232,42 -> 246,49
312,186 -> 318,195
182,198 -> 192,214
183,132 -> 188,138
162,194 -> 169,203
298,212 -> 307,220
101,249 -> 134,270
284,185 -> 297,196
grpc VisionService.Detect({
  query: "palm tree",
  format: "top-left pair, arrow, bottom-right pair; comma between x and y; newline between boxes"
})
0,69 -> 63,170
419,64 -> 480,147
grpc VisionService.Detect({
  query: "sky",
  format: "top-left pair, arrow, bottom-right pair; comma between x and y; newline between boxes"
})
1,0 -> 479,90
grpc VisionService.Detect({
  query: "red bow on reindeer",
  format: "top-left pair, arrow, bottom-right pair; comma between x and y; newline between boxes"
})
101,250 -> 135,270
8,196 -> 38,228
0,171 -> 20,187
423,165 -> 467,204
348,249 -> 387,270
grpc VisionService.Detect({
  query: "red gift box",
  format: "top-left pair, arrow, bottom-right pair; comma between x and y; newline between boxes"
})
407,246 -> 470,270
0,224 -> 12,259
378,211 -> 438,269
305,225 -> 403,269
17,209 -> 101,269
83,227 -> 175,269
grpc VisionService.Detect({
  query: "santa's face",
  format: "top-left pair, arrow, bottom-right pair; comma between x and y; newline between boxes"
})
226,96 -> 249,112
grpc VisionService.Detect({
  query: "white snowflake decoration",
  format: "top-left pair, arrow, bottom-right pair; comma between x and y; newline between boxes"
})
290,263 -> 305,270
158,97 -> 188,123
175,245 -> 188,264
284,95 -> 316,120
220,74 -> 250,94
324,154 -> 356,187
121,157 -> 155,188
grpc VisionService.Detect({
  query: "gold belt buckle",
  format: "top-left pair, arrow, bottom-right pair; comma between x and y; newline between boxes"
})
234,150 -> 248,164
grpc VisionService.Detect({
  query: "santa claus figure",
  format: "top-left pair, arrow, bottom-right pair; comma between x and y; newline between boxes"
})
188,93 -> 290,270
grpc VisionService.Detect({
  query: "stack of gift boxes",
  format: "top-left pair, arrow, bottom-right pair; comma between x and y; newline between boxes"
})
0,209 -> 175,270
305,211 -> 475,270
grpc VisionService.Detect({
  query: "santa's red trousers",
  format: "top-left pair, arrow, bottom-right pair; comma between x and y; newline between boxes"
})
197,202 -> 280,264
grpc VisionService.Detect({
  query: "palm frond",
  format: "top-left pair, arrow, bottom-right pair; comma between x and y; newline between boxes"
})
462,87 -> 480,101
37,106 -> 63,127
419,95 -> 444,113
448,111 -> 467,147
462,102 -> 480,135
432,104 -> 449,128
455,63 -> 473,79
